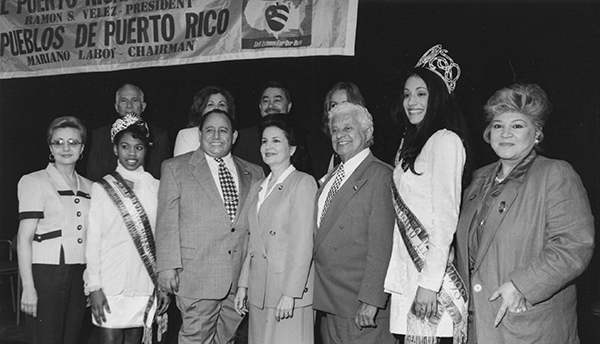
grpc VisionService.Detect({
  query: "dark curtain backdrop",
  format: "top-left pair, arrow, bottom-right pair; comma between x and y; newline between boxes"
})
1,0 -> 598,334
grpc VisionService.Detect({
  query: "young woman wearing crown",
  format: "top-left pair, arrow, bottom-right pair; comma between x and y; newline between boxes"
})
383,44 -> 472,344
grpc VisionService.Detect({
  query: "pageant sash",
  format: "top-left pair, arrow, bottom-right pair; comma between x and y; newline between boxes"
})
391,182 -> 467,344
99,172 -> 167,343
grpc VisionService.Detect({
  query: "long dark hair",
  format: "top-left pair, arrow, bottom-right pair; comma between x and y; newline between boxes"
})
393,67 -> 472,184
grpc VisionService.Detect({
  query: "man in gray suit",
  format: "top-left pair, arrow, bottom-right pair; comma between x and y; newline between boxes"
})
155,109 -> 264,344
313,103 -> 396,344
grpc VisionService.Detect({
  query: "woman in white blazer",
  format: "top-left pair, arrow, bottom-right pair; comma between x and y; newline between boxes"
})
235,114 -> 317,344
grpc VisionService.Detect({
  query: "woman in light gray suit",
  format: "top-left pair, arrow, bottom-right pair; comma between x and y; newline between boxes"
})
235,114 -> 317,344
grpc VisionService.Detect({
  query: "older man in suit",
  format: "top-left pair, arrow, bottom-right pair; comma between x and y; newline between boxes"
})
313,103 -> 396,344
155,109 -> 264,344
86,83 -> 170,181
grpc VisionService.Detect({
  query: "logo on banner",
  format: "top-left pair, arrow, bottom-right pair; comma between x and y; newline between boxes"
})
242,0 -> 312,49
265,2 -> 290,32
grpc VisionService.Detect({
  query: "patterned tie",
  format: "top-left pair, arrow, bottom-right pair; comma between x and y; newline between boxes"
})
215,158 -> 239,223
320,163 -> 345,226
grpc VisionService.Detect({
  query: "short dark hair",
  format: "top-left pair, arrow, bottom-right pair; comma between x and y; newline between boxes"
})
198,109 -> 237,132
260,114 -> 311,173
260,81 -> 291,104
47,116 -> 87,145
188,86 -> 236,127
113,123 -> 151,149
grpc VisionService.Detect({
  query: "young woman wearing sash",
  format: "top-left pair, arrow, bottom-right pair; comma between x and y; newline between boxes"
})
383,45 -> 471,344
84,114 -> 169,344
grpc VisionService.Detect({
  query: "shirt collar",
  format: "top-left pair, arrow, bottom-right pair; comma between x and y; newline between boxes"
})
45,163 -> 85,196
261,164 -> 296,190
340,148 -> 371,177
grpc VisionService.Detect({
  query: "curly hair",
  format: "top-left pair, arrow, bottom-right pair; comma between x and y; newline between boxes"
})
483,83 -> 552,144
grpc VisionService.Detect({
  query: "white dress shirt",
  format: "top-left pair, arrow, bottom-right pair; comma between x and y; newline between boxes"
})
317,148 -> 371,223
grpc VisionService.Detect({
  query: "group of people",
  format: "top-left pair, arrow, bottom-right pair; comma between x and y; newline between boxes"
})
17,44 -> 594,344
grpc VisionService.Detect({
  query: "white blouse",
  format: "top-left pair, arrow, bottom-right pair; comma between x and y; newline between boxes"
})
173,127 -> 199,157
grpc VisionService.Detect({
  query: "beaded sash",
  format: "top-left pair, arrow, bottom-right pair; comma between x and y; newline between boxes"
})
99,172 -> 167,343
391,183 -> 467,344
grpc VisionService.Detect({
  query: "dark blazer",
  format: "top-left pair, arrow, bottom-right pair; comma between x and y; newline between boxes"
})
155,149 -> 264,299
86,123 -> 170,181
238,170 -> 317,309
313,152 -> 394,319
456,152 -> 595,344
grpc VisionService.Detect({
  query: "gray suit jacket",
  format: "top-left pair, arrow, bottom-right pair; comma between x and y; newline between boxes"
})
456,152 -> 594,344
313,152 -> 395,319
238,170 -> 317,309
155,149 -> 264,299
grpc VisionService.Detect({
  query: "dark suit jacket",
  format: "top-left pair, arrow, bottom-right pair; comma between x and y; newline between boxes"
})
232,125 -> 267,174
456,152 -> 594,344
313,152 -> 395,319
86,123 -> 170,181
155,149 -> 264,299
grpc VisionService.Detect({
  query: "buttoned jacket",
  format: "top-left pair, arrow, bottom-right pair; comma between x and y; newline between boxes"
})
155,149 -> 263,299
238,170 -> 317,309
313,152 -> 394,319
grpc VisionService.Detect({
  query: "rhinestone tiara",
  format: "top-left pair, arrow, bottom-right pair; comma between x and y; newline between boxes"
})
110,114 -> 149,142
415,44 -> 461,93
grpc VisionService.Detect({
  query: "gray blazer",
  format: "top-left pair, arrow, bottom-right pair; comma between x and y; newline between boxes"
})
238,170 -> 317,309
313,152 -> 395,319
155,149 -> 264,299
456,152 -> 594,344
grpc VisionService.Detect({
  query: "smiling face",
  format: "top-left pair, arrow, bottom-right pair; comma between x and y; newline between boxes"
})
403,75 -> 429,126
113,132 -> 146,171
199,112 -> 238,158
330,113 -> 371,163
259,87 -> 291,117
260,126 -> 296,170
115,85 -> 146,117
203,93 -> 228,115
489,111 -> 539,166
329,89 -> 349,110
49,127 -> 84,167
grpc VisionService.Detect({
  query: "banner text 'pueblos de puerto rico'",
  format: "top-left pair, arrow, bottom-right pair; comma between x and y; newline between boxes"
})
0,0 -> 358,79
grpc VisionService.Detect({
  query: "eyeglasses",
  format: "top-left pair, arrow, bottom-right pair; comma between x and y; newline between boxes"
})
50,139 -> 82,148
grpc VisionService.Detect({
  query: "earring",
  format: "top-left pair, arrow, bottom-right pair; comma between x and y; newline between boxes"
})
49,154 -> 55,161
535,139 -> 539,145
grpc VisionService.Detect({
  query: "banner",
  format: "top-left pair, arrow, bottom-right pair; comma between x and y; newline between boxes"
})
0,0 -> 358,79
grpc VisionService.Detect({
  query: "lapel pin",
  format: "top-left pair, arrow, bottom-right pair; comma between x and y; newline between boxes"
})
353,185 -> 359,191
244,171 -> 250,175
278,185 -> 283,190
498,201 -> 506,213
469,194 -> 476,200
